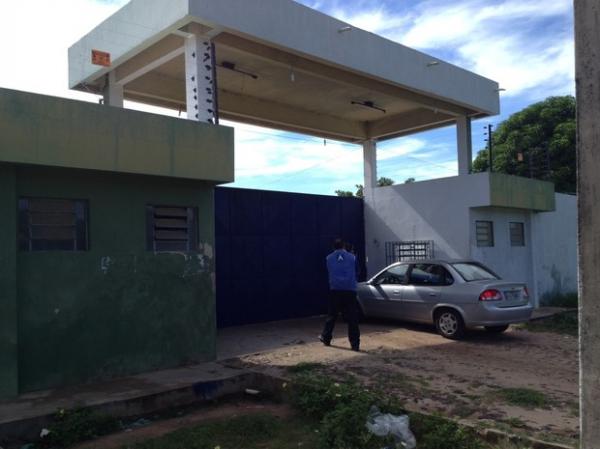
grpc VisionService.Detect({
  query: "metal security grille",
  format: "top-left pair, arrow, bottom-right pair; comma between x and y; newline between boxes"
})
18,198 -> 88,251
146,205 -> 198,252
385,240 -> 434,265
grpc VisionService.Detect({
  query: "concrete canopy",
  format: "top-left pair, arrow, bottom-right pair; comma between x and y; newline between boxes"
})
69,0 -> 500,142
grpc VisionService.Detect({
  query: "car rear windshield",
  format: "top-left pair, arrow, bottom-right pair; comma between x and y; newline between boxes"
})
451,263 -> 499,282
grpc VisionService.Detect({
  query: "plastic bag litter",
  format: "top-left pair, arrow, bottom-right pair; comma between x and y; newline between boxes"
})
365,406 -> 417,449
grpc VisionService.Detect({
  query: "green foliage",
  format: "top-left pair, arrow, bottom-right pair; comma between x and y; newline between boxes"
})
124,414 -> 318,449
542,291 -> 578,308
377,177 -> 395,187
290,372 -> 484,449
287,362 -> 326,374
409,413 -> 484,449
523,311 -> 578,336
473,96 -> 576,193
335,177 -> 395,198
493,388 -> 550,409
40,408 -> 120,448
404,177 -> 416,184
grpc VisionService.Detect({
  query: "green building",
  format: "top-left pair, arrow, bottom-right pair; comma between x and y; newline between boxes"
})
0,88 -> 234,398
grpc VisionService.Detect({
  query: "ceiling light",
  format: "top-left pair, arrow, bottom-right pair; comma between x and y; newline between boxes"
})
351,100 -> 386,114
219,61 -> 258,80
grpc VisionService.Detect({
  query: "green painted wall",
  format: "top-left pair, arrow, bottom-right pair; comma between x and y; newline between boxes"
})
489,173 -> 555,212
15,166 -> 217,393
0,164 -> 18,398
0,88 -> 234,183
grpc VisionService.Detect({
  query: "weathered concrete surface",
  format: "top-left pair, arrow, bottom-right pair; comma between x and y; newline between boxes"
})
0,363 -> 259,445
0,88 -> 234,183
13,166 -> 217,394
574,1 -> 600,447
0,164 -> 18,398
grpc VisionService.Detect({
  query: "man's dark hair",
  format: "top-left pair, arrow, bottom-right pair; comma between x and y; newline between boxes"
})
333,238 -> 344,250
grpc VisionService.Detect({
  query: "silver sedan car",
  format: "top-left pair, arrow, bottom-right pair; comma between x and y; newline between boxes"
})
357,260 -> 533,339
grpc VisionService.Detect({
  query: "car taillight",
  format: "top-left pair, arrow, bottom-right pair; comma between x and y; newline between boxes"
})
523,287 -> 530,298
479,289 -> 503,301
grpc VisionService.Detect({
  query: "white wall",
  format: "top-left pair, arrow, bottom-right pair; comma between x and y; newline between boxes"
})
365,175 -> 578,307
531,193 -> 578,302
470,207 -> 534,300
364,174 -> 490,277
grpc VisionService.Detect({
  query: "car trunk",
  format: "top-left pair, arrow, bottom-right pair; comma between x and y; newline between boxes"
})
472,281 -> 529,308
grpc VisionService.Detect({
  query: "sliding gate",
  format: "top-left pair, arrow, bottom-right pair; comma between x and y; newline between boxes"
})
215,187 -> 365,328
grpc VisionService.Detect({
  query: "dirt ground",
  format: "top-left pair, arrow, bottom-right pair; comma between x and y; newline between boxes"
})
218,317 -> 579,445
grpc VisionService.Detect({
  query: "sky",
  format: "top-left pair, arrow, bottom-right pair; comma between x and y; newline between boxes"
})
0,0 -> 575,195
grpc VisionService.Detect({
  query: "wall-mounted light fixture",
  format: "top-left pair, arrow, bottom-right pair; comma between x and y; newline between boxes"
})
426,61 -> 440,67
220,61 -> 258,80
338,26 -> 352,33
495,88 -> 507,92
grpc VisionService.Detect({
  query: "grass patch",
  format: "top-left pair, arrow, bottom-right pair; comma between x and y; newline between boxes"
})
34,408 -> 120,448
523,311 -> 578,336
121,413 -> 318,449
287,362 -> 326,374
493,388 -> 551,409
542,291 -> 578,308
290,371 -> 486,449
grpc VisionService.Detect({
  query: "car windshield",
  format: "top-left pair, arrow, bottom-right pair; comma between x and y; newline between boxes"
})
451,263 -> 499,282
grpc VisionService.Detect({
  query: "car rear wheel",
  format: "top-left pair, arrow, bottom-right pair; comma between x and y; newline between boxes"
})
435,309 -> 465,339
484,325 -> 509,333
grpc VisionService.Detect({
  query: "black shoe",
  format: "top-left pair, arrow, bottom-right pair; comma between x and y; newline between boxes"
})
319,335 -> 331,347
351,346 -> 360,352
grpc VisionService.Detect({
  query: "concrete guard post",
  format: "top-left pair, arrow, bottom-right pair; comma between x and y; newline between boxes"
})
574,0 -> 600,447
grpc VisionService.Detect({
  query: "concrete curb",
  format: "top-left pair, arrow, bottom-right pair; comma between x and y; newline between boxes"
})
477,427 -> 575,449
0,371 -> 267,446
0,368 -> 576,449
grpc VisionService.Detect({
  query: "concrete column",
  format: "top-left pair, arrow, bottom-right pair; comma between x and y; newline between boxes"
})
456,116 -> 472,176
0,164 -> 18,398
575,1 -> 600,447
102,71 -> 124,107
184,30 -> 217,124
363,140 -> 377,194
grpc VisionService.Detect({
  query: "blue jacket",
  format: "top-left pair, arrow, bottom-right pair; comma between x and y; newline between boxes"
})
326,249 -> 357,291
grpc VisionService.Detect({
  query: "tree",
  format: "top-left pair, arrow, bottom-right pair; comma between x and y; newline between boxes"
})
404,177 -> 416,184
335,177 -> 395,198
473,96 -> 576,193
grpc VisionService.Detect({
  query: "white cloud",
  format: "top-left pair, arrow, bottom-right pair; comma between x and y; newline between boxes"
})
322,0 -> 575,100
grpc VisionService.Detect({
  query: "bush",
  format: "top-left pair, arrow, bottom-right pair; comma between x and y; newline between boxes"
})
290,373 -> 484,449
39,408 -> 120,448
542,292 -> 578,308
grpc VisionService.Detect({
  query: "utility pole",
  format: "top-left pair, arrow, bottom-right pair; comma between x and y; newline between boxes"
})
484,124 -> 494,172
574,0 -> 600,447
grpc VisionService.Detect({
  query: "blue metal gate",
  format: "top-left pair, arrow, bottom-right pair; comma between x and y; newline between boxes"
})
215,187 -> 365,328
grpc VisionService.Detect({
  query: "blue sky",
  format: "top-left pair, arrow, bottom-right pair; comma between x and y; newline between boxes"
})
0,0 -> 575,195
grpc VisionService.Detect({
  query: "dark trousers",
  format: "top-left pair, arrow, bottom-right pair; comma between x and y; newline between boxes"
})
321,290 -> 360,349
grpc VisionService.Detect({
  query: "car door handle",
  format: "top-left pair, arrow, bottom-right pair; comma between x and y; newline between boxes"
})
429,293 -> 438,297
393,290 -> 401,295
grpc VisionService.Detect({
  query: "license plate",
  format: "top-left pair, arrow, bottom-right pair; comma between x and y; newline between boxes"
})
504,290 -> 521,301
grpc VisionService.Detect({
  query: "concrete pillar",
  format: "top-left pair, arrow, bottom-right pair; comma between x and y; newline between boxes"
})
456,116 -> 472,176
102,71 -> 124,107
575,1 -> 600,447
184,29 -> 217,124
363,140 -> 377,194
0,164 -> 18,398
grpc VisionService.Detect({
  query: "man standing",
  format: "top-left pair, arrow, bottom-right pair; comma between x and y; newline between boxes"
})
320,238 -> 361,351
